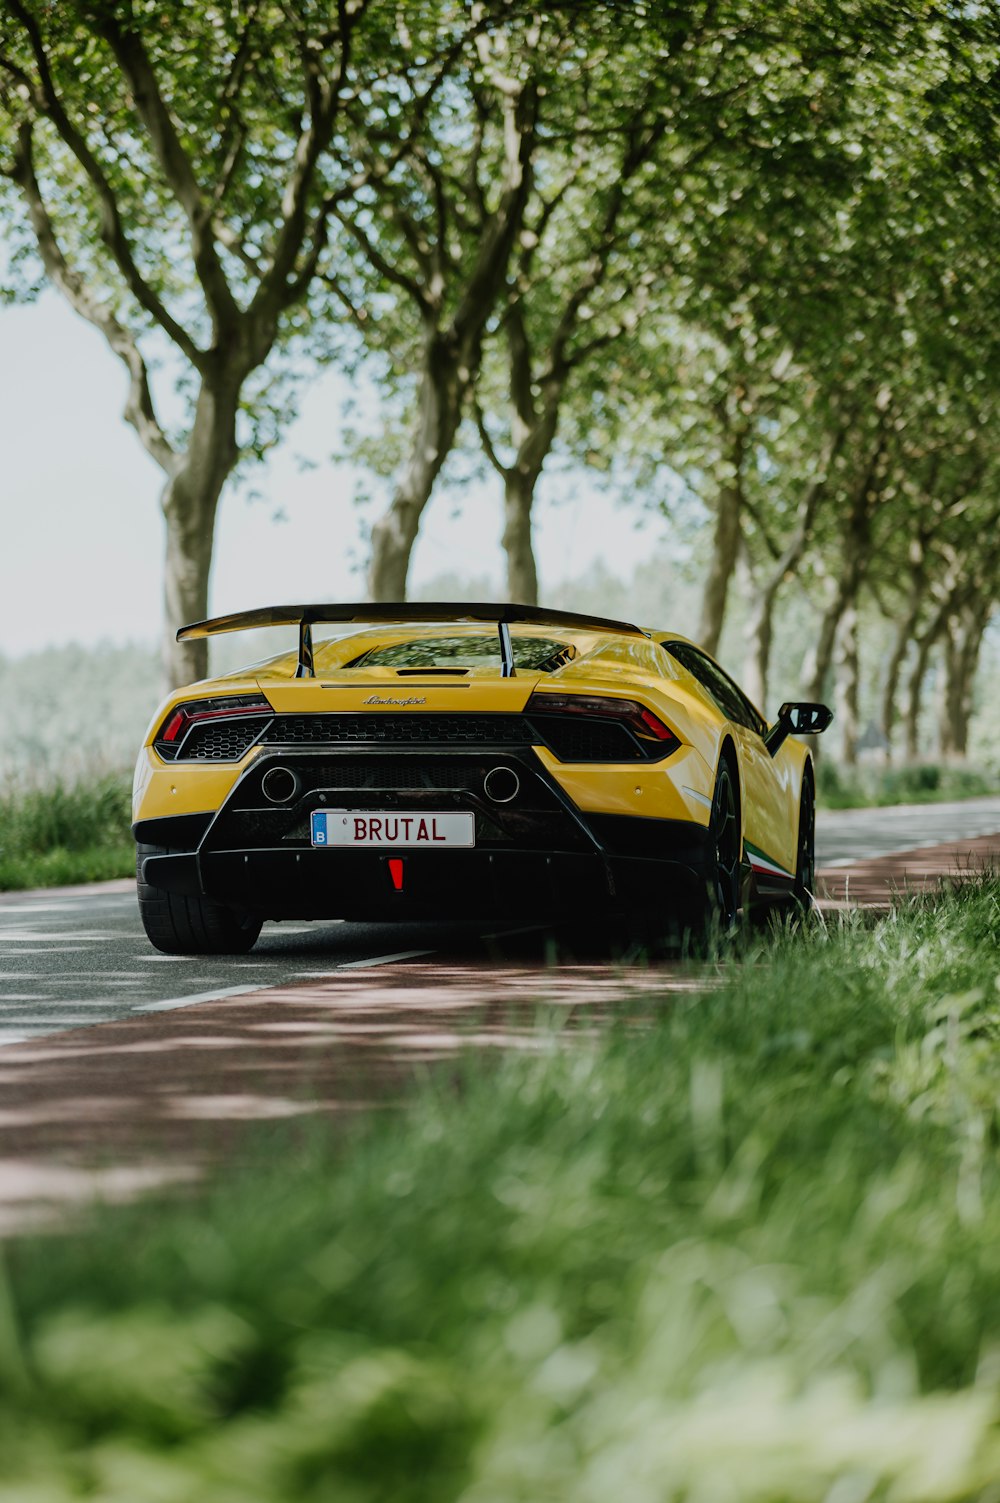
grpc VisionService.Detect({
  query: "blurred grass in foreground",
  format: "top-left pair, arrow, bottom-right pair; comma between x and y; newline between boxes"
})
4,883 -> 1000,1498
0,772 -> 133,890
816,759 -> 997,809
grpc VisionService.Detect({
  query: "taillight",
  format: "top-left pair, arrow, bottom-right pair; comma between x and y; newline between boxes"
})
525,692 -> 680,757
154,693 -> 272,758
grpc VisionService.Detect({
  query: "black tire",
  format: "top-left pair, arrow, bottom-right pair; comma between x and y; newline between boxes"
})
136,843 -> 263,955
691,757 -> 743,936
792,773 -> 816,909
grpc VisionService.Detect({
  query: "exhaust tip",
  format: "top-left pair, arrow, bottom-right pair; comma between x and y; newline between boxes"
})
261,766 -> 300,804
483,766 -> 520,804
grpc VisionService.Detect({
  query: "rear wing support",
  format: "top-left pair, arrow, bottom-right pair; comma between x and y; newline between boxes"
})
295,621 -> 314,678
498,619 -> 515,677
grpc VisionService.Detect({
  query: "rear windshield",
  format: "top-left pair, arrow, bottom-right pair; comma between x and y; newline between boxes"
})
345,634 -> 573,672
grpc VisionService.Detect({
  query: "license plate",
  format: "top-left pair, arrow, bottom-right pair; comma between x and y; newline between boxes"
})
311,809 -> 475,848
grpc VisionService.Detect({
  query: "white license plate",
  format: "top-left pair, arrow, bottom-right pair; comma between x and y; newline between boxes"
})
311,809 -> 475,848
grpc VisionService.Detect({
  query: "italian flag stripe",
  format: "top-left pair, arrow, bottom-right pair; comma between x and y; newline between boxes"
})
745,841 -> 792,879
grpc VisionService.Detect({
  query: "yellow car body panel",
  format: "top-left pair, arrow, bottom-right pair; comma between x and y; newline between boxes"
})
133,608 -> 825,944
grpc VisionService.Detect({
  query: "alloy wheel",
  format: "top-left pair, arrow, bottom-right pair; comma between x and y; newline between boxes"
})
710,762 -> 741,925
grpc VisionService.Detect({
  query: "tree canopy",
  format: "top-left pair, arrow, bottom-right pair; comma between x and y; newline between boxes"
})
2,0 -> 999,757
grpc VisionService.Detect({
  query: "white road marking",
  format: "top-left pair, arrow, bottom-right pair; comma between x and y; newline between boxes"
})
300,948 -> 435,974
0,902 -> 78,914
0,925 -> 121,937
0,947 -> 93,955
136,984 -> 268,1014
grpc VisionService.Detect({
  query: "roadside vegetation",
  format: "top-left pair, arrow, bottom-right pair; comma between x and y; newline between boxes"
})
4,881 -> 1000,1498
0,772 -> 133,891
816,759 -> 998,810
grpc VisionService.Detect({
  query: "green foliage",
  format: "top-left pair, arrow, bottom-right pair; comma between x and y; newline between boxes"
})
6,886 -> 1000,1496
816,760 -> 998,810
0,770 -> 132,890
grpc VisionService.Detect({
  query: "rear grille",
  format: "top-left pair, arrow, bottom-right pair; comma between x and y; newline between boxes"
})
528,715 -> 642,762
263,714 -> 531,746
180,718 -> 267,760
292,760 -> 475,791
172,711 -> 651,764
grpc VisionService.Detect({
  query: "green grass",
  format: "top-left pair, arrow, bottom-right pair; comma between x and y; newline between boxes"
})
0,773 -> 134,890
816,759 -> 998,809
4,883 -> 1000,1498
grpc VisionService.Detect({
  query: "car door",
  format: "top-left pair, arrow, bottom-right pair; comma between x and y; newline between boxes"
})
662,643 -> 795,878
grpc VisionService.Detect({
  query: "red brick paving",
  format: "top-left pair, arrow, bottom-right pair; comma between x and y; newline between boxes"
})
816,829 -> 1000,910
0,958 -> 706,1233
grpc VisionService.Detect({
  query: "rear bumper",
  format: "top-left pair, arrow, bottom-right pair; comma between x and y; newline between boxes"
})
134,745 -> 715,920
139,835 -> 713,919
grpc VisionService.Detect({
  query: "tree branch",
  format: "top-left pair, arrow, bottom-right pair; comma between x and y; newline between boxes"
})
473,399 -> 511,480
245,0 -> 380,355
210,2 -> 261,206
9,121 -> 175,473
318,268 -> 371,334
329,205 -> 432,311
2,0 -> 204,366
451,78 -> 539,346
91,7 -> 241,334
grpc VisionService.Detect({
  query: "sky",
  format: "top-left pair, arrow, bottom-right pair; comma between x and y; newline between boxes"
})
0,295 -> 671,660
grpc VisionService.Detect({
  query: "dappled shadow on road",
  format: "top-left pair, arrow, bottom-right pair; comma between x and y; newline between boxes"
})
0,939 -> 714,1234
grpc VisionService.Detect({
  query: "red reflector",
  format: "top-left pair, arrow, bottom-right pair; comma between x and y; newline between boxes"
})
388,858 -> 404,891
162,710 -> 186,742
639,707 -> 674,740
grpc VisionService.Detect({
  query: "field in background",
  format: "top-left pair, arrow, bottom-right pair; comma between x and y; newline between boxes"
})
4,882 -> 1000,1498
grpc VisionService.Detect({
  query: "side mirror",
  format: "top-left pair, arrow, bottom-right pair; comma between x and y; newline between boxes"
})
765,701 -> 833,758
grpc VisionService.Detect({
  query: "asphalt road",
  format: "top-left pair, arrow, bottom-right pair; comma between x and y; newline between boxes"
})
2,794 -> 999,1046
814,795 -> 1000,866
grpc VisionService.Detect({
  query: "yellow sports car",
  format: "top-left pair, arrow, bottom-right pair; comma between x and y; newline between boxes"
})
132,603 -> 832,953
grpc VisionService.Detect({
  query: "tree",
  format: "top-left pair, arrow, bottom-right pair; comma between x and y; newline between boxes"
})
477,0 -> 879,612
330,7 -> 655,604
0,0 -> 491,686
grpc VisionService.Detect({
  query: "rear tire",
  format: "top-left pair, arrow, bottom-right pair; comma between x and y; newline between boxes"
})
688,757 -> 743,941
792,773 -> 816,909
136,843 -> 263,955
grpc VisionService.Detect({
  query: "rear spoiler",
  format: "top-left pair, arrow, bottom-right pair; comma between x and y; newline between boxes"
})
176,600 -> 650,679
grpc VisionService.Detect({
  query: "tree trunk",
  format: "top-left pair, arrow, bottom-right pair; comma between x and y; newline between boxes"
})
498,378 -> 561,605
742,437 -> 839,715
368,330 -> 465,601
834,604 -> 860,766
880,592 -> 924,765
904,624 -> 941,762
502,468 -> 539,603
803,588 -> 847,704
742,590 -> 774,715
159,376 -> 240,689
803,423 -> 889,710
941,601 -> 988,760
697,469 -> 744,658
